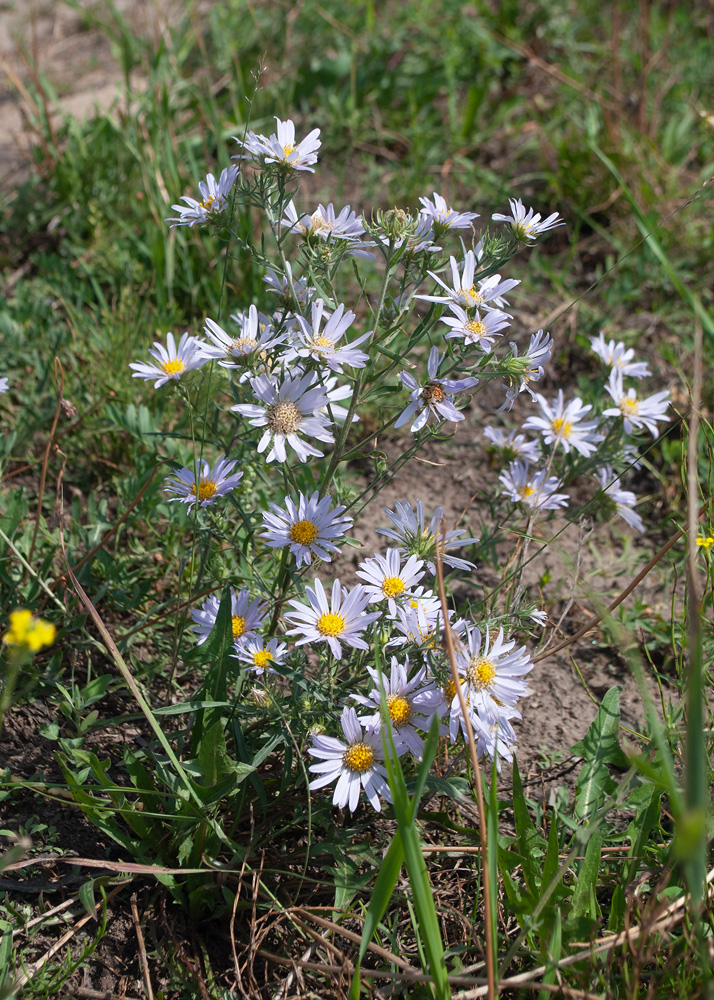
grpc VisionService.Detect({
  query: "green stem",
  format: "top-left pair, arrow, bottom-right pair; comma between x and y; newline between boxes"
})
320,246 -> 395,497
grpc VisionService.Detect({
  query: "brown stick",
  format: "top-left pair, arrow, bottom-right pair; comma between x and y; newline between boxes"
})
27,357 -> 64,571
532,506 -> 711,664
130,892 -> 154,1000
435,523 -> 496,1000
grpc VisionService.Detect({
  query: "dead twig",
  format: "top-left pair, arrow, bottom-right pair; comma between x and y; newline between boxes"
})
27,357 -> 64,572
12,884 -> 126,992
435,521 -> 496,1000
130,892 -> 154,1000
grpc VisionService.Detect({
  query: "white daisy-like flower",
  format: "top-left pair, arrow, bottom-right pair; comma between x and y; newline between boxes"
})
199,306 -> 285,369
231,371 -> 334,463
589,333 -> 651,378
353,656 -> 444,760
483,426 -> 540,464
355,549 -> 426,615
260,491 -> 353,567
263,262 -> 315,307
282,201 -> 374,257
499,460 -> 569,511
376,499 -> 478,574
129,332 -> 208,388
235,117 -> 321,172
395,346 -> 478,433
418,193 -> 479,231
443,674 -> 518,767
374,215 -> 440,255
602,370 -> 670,436
191,587 -> 268,647
321,375 -> 359,424
289,300 -> 370,373
450,625 -> 532,741
163,455 -> 243,507
440,304 -> 511,352
166,165 -> 239,228
418,251 -> 519,309
492,198 -> 564,240
523,390 -> 603,457
285,579 -> 382,659
594,467 -> 644,533
0,377 -> 8,393
498,329 -> 554,410
387,603 -> 466,655
308,706 -> 391,813
232,636 -> 288,676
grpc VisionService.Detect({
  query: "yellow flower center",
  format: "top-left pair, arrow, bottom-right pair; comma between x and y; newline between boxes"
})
343,742 -> 375,773
519,485 -> 535,499
161,359 -> 185,376
421,382 -> 447,403
386,694 -> 412,729
551,417 -> 572,438
466,320 -> 486,338
289,519 -> 319,545
443,679 -> 457,701
381,576 -> 405,599
267,400 -> 303,434
467,656 -> 497,690
619,397 -> 640,415
317,612 -> 345,637
253,649 -> 272,669
191,478 -> 218,502
282,143 -> 295,156
461,285 -> 482,305
230,337 -> 259,355
202,194 -> 217,211
311,214 -> 335,232
232,615 -> 246,639
312,336 -> 334,352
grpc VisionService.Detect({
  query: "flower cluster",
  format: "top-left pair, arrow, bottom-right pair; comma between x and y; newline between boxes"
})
133,114 -> 672,818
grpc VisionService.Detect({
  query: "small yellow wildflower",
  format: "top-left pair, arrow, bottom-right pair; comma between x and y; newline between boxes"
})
3,609 -> 56,652
696,535 -> 714,549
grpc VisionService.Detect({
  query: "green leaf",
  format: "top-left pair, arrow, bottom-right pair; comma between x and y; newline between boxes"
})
569,831 -> 602,922
608,884 -> 625,932
571,687 -> 628,821
348,836 -> 404,1000
512,757 -> 545,895
78,879 -> 96,918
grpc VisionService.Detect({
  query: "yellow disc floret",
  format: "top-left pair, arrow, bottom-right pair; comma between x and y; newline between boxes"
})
3,609 -> 56,652
551,417 -> 572,438
381,576 -> 405,600
466,320 -> 486,339
343,742 -> 375,773
289,520 -> 319,546
202,194 -> 217,211
317,612 -> 345,637
161,359 -> 185,376
467,656 -> 497,690
386,694 -> 412,729
232,615 -> 246,639
253,649 -> 272,670
267,400 -> 303,434
619,397 -> 640,415
191,478 -> 218,502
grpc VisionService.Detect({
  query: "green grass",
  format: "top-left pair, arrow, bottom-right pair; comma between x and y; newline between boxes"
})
1,1 -> 713,998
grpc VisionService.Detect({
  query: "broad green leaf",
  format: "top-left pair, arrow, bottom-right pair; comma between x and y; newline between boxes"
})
512,757 -> 545,895
348,836 -> 404,1000
569,831 -> 602,922
571,687 -> 628,821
